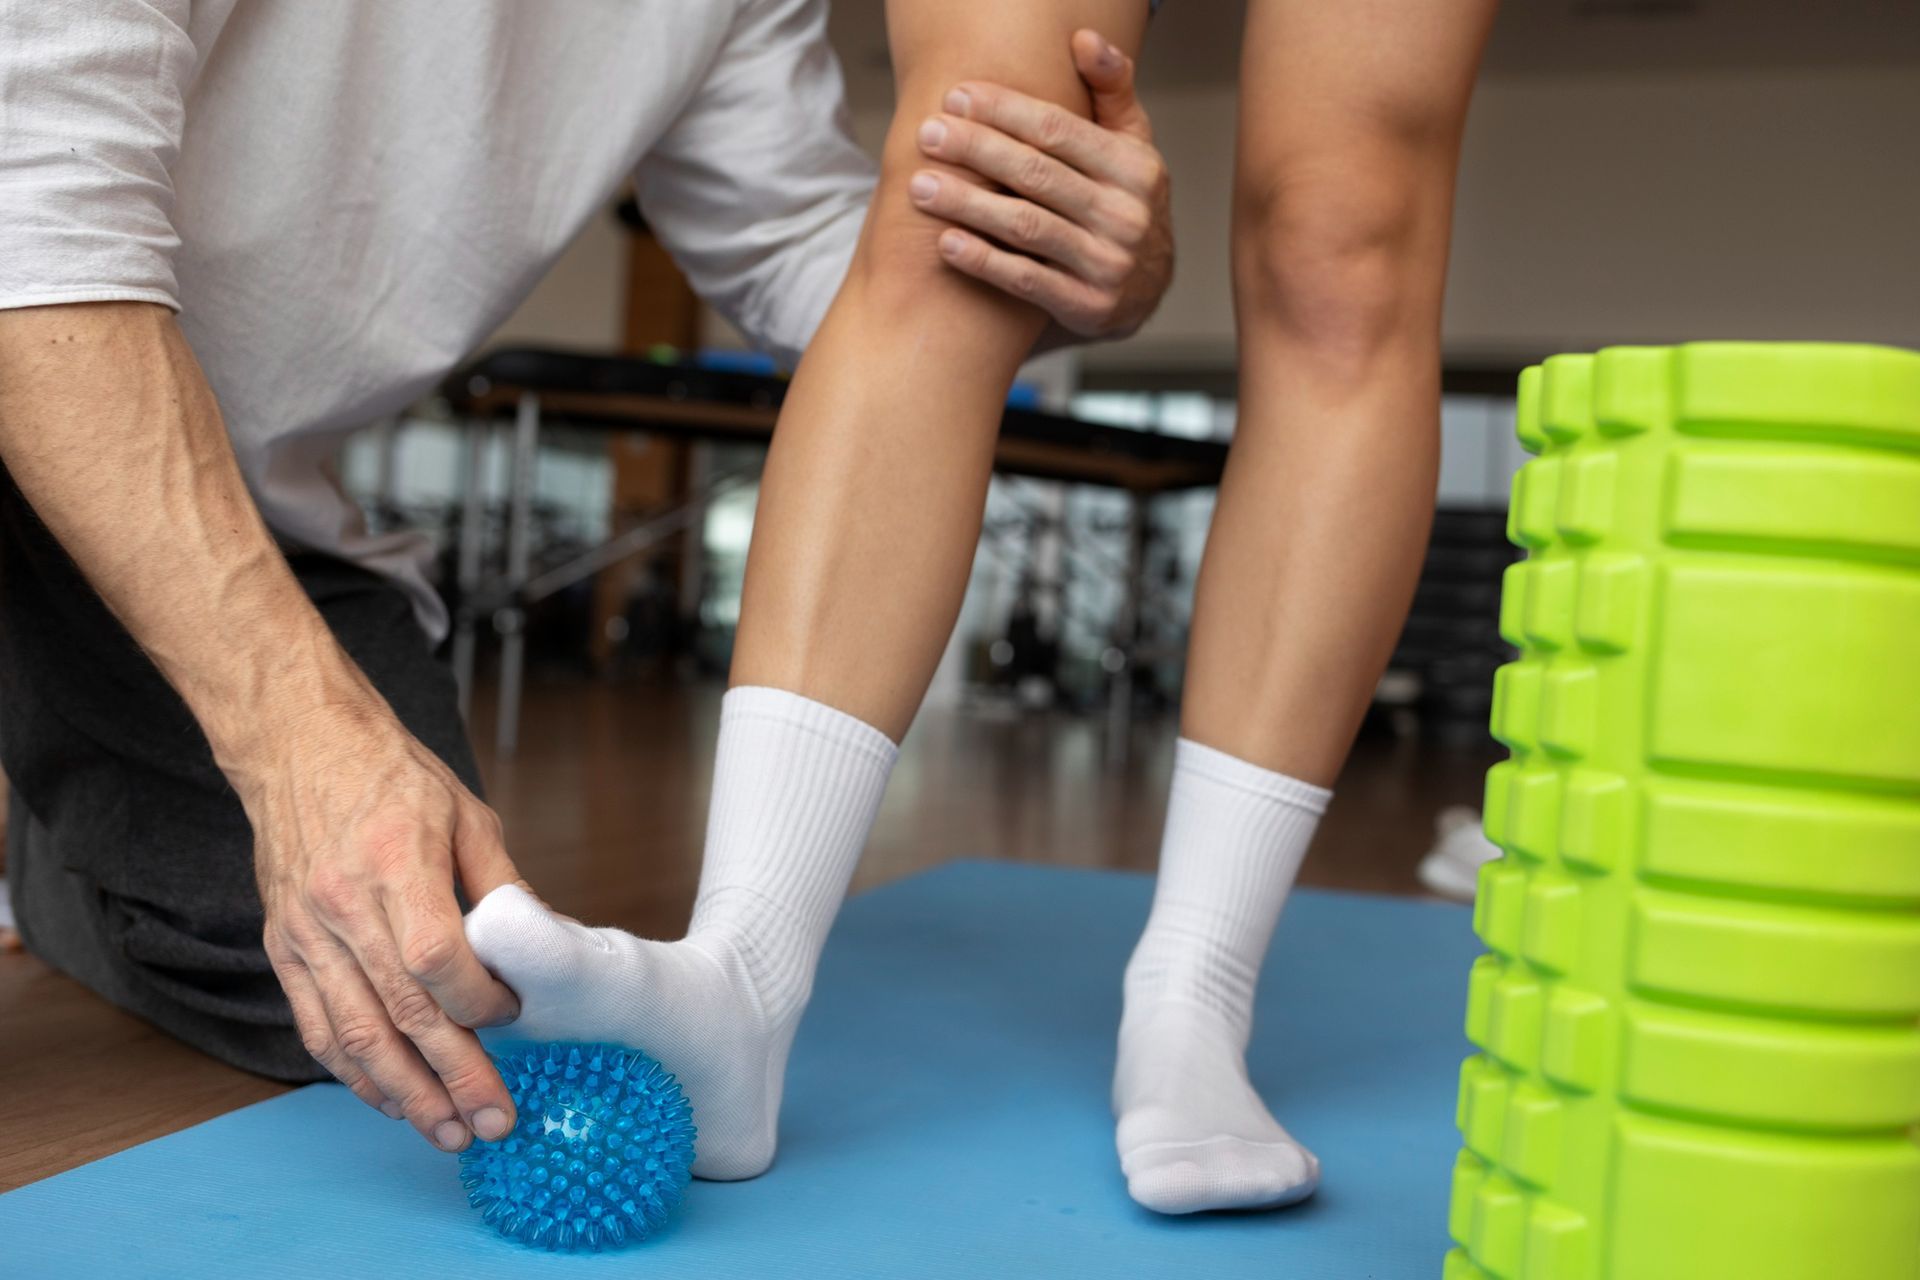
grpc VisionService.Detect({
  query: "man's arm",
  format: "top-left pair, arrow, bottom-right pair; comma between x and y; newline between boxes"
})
0,304 -> 524,1151
4,0 -> 527,1152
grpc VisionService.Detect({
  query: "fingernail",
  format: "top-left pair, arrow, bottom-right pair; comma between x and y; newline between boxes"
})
944,88 -> 971,117
918,117 -> 947,149
908,172 -> 938,202
1100,41 -> 1121,69
939,231 -> 966,258
379,1101 -> 404,1120
434,1120 -> 469,1151
472,1107 -> 510,1141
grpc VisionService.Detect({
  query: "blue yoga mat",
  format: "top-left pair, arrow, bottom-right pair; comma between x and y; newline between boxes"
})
2,861 -> 1477,1278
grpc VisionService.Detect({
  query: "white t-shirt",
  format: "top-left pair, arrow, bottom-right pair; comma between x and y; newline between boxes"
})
0,0 -> 875,639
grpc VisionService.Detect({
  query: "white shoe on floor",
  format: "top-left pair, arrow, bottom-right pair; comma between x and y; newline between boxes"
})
1417,806 -> 1502,902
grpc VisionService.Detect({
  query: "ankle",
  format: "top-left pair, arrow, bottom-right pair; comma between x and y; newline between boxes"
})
1124,945 -> 1252,1023
683,925 -> 812,1032
1119,990 -> 1251,1058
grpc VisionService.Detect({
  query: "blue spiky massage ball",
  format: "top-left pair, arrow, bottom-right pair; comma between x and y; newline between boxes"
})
457,1041 -> 697,1252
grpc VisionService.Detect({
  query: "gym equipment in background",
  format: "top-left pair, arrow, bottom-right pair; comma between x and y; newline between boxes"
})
443,347 -> 1228,759
1448,343 -> 1920,1280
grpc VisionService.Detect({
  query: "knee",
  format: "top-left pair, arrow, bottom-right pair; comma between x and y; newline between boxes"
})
1232,162 -> 1439,374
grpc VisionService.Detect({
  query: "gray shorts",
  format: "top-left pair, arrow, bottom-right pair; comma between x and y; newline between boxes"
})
0,467 -> 480,1081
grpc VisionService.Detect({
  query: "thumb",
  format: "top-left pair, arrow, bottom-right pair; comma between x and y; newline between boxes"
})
1073,29 -> 1151,141
453,802 -> 530,904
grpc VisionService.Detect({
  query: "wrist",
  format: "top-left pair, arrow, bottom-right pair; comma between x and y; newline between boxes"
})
191,623 -> 396,787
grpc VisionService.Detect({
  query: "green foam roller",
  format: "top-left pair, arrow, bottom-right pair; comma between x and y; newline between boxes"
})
1444,342 -> 1920,1280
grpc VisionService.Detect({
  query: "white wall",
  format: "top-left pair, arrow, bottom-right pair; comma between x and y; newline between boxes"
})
1446,66 -> 1920,358
491,65 -> 1920,367
1098,65 -> 1920,368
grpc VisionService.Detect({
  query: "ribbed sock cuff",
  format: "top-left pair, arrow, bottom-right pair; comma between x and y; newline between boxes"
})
720,685 -> 900,765
687,686 -> 897,1021
1172,738 -> 1331,814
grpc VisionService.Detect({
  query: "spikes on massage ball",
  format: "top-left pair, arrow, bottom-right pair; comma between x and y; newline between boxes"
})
457,1041 -> 697,1252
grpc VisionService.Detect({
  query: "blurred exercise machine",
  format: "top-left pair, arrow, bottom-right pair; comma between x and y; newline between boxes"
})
442,347 -> 1229,758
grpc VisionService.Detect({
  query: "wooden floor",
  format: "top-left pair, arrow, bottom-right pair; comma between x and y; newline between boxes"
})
0,676 -> 1497,1192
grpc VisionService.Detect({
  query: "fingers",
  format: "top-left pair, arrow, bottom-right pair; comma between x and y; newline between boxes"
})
382,869 -> 519,1031
299,828 -> 517,1148
934,229 -> 1116,335
300,933 -> 480,1150
329,868 -> 516,1144
249,717 -> 527,1155
362,955 -> 513,1148
933,74 -> 1158,200
1070,29 -> 1153,141
917,36 -> 1170,340
907,172 -> 1124,288
272,944 -> 398,1117
934,81 -> 1116,187
916,111 -> 1106,226
282,933 -> 515,1148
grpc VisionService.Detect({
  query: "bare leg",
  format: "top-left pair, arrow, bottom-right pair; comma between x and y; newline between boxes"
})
469,0 -> 1152,1185
1116,0 -> 1499,1215
1188,0 -> 1500,781
731,0 -> 1150,741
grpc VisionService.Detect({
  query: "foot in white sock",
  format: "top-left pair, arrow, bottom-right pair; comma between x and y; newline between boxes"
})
1114,738 -> 1330,1214
465,687 -> 896,1182
1115,1001 -> 1320,1213
465,884 -> 786,1180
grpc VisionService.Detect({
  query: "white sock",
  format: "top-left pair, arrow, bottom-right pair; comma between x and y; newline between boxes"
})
465,686 -> 895,1180
1114,737 -> 1330,1214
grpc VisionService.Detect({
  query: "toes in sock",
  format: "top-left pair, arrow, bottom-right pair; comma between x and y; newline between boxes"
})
1115,1001 -> 1319,1214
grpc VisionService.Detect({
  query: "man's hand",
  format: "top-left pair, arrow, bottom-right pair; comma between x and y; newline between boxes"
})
909,29 -> 1173,342
242,700 -> 527,1152
0,303 -> 524,1152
